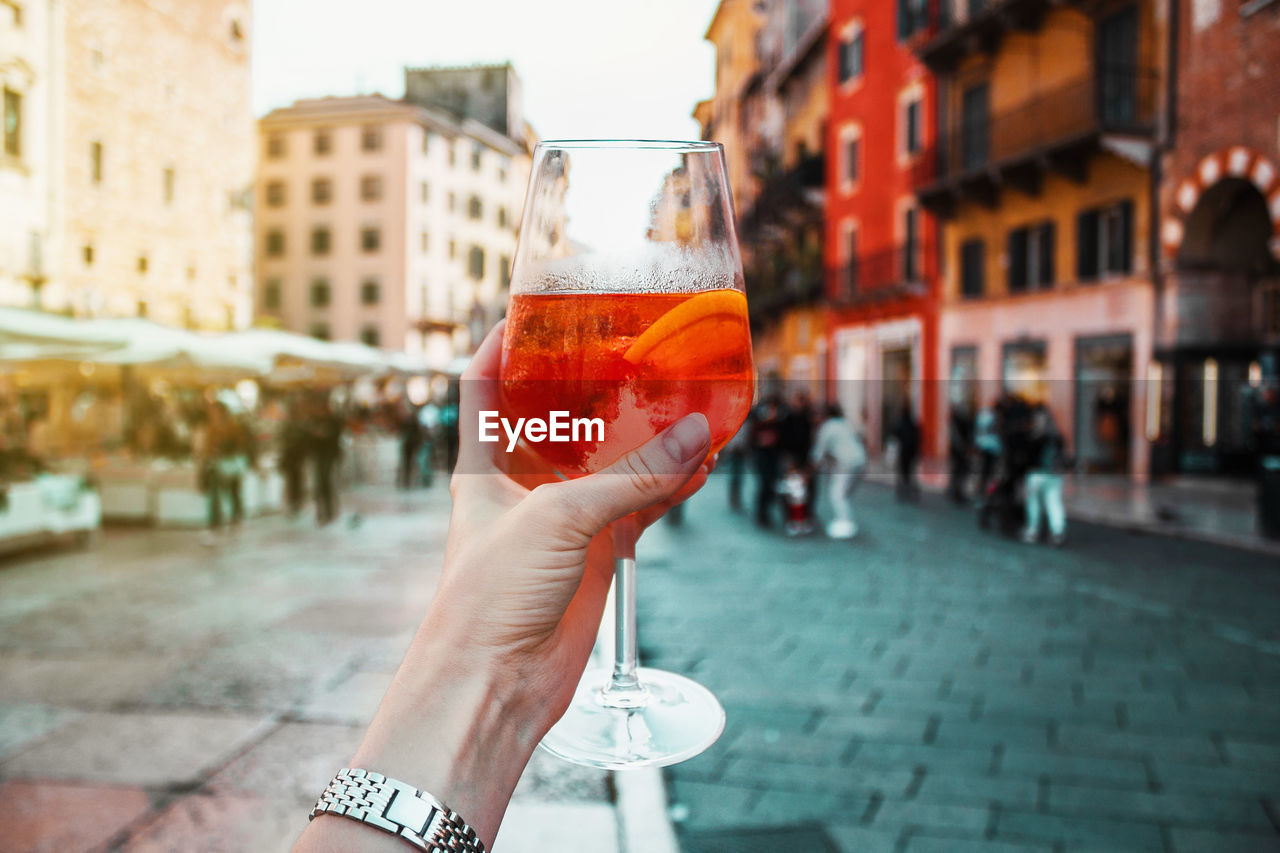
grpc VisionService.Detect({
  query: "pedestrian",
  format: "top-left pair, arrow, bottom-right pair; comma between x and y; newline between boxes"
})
890,400 -> 921,502
279,398 -> 309,518
397,402 -> 423,490
197,400 -> 252,546
810,402 -> 867,539
780,391 -> 816,515
749,396 -> 784,528
724,422 -> 748,512
1022,404 -> 1069,546
946,401 -> 974,504
292,321 -> 715,853
973,404 -> 1001,505
310,395 -> 343,526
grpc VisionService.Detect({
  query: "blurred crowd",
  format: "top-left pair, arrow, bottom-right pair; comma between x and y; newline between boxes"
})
727,389 -> 1072,547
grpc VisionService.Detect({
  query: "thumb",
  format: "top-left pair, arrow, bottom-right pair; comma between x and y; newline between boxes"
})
534,413 -> 711,537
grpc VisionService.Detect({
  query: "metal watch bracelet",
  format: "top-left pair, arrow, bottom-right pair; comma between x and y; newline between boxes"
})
310,767 -> 486,852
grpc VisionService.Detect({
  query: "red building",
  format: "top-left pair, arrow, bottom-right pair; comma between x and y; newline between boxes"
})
823,0 -> 940,457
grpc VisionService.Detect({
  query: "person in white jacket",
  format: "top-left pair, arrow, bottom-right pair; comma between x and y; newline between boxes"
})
810,403 -> 868,539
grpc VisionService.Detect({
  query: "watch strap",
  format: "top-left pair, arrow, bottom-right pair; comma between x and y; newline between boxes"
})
310,767 -> 486,852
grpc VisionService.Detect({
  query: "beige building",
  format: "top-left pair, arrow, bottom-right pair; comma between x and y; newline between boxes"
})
51,0 -> 253,328
255,94 -> 529,366
0,0 -> 60,309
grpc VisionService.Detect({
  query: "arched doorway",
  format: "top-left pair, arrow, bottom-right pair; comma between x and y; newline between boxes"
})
1161,175 -> 1280,475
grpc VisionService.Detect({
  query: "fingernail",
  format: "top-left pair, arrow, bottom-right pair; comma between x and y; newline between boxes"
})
664,413 -> 710,463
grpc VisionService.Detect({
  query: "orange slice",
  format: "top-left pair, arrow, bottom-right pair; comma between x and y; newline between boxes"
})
623,290 -> 748,371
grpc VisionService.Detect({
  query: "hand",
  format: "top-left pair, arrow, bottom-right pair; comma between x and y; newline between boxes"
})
295,320 -> 714,852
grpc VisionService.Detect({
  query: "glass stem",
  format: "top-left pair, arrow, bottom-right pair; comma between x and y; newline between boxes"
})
602,515 -> 646,708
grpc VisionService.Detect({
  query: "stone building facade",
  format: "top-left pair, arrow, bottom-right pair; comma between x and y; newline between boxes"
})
255,94 -> 529,367
52,0 -> 254,329
0,0 -> 60,310
1149,0 -> 1280,475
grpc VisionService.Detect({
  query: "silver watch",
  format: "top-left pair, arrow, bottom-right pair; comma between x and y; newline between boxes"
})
310,768 -> 486,852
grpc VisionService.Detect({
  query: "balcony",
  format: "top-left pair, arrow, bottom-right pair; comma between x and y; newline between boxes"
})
740,153 -> 825,238
916,0 -> 1056,71
830,246 -> 929,307
916,69 -> 1158,216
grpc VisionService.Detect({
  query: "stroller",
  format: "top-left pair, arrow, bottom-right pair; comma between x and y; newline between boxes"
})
977,457 -> 1026,538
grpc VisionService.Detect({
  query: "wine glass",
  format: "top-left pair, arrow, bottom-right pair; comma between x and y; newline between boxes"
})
499,140 -> 754,768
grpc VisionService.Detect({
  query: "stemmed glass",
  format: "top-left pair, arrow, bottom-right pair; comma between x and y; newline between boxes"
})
499,140 -> 754,768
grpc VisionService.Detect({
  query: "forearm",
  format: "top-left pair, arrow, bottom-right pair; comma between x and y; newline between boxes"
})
293,623 -> 545,851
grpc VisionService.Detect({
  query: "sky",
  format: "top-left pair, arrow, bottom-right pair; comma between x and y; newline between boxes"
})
251,0 -> 722,140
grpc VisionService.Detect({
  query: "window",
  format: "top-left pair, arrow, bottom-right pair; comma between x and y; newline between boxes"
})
839,30 -> 864,84
266,134 -> 285,159
844,136 -> 860,186
449,239 -> 457,259
3,88 -> 20,158
361,278 -> 381,305
902,207 -> 919,282
1007,221 -> 1056,293
420,231 -> 429,253
360,326 -> 381,346
497,207 -> 508,229
468,196 -> 483,220
137,254 -> 148,274
228,16 -> 245,44
961,84 -> 989,171
83,244 -> 94,266
448,192 -> 456,212
361,125 -> 382,152
903,98 -> 922,156
312,177 -> 332,205
361,174 -> 383,201
90,141 -> 103,184
309,278 -> 331,307
309,323 -> 330,340
845,226 -> 859,294
1076,200 -> 1133,281
448,142 -> 456,167
960,238 -> 985,298
468,245 -> 485,280
265,229 -> 285,257
311,227 -> 331,256
422,130 -> 431,154
263,278 -> 282,310
163,167 -> 175,204
897,0 -> 927,39
361,227 -> 381,253
472,143 -> 483,171
500,255 -> 512,288
265,180 -> 286,207
314,129 -> 331,155
420,181 -> 429,203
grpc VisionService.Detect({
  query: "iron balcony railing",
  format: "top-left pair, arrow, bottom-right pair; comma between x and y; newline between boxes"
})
831,246 -> 927,303
913,68 -> 1158,186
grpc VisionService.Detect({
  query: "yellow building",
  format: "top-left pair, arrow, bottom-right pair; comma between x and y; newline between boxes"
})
701,0 -> 766,216
916,0 -> 1165,478
52,0 -> 254,329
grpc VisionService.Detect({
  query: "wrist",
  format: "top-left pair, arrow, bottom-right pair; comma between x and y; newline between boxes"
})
347,624 -> 543,848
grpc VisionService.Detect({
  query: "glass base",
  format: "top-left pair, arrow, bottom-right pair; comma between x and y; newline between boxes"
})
539,667 -> 726,769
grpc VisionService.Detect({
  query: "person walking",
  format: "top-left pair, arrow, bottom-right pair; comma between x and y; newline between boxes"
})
1022,404 -> 1069,546
749,396 -> 784,528
310,395 -> 344,526
890,401 -> 921,502
197,400 -> 252,546
946,402 -> 974,504
973,404 -> 1001,504
810,403 -> 867,539
279,398 -> 309,518
780,391 -> 816,515
724,422 -> 749,512
397,403 -> 423,490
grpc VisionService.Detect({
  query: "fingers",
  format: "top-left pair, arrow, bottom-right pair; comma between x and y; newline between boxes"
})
530,413 -> 711,541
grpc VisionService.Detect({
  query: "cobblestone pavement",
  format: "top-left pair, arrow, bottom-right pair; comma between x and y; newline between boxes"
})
640,477 -> 1280,853
0,485 -> 614,853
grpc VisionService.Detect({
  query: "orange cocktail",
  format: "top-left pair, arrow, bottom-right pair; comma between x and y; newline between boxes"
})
500,288 -> 754,475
